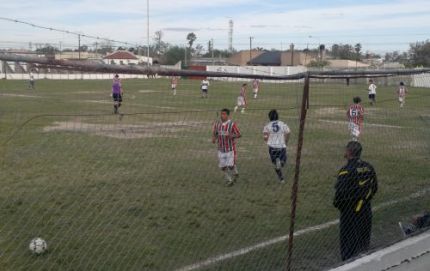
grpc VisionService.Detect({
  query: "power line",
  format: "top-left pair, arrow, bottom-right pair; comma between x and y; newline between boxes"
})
0,17 -> 140,48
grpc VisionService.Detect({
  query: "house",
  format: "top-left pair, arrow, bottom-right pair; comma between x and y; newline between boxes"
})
281,51 -> 318,66
103,50 -> 153,65
227,50 -> 265,66
327,59 -> 370,69
250,51 -> 282,66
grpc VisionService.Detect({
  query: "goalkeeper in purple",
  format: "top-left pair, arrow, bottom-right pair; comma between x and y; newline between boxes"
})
112,74 -> 123,114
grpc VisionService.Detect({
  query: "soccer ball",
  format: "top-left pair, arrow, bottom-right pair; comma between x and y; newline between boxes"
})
29,238 -> 47,254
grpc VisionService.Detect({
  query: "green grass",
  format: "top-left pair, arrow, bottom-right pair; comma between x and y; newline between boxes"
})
0,78 -> 429,270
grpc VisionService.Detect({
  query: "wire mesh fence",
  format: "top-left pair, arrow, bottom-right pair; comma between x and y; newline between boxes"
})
0,70 -> 429,270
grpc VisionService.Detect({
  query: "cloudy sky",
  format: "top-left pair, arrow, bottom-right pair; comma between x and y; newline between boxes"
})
1,0 -> 429,54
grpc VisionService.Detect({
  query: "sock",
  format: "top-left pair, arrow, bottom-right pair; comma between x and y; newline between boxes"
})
275,169 -> 284,180
234,106 -> 238,112
224,170 -> 233,182
241,108 -> 245,113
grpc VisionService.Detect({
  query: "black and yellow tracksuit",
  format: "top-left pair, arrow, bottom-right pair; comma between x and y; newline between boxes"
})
333,158 -> 378,261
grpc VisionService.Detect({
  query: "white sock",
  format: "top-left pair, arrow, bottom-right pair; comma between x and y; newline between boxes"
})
234,106 -> 238,112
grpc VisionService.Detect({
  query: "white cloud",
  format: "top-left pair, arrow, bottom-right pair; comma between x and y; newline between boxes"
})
1,0 -> 429,52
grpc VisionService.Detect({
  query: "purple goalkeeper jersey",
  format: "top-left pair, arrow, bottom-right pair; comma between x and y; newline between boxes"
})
112,79 -> 122,94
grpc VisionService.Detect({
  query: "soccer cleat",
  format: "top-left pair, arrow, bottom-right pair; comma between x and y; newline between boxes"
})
279,179 -> 285,184
226,179 -> 234,186
241,108 -> 245,114
233,173 -> 239,183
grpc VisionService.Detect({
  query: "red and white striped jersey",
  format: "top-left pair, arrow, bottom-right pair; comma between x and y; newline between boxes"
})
240,86 -> 246,97
212,120 -> 241,153
398,86 -> 407,97
252,79 -> 259,89
347,104 -> 364,126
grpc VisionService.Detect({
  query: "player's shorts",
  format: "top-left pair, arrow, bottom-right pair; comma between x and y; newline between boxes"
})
398,97 -> 405,103
368,94 -> 375,100
268,147 -> 287,166
112,93 -> 122,102
348,122 -> 361,138
201,88 -> 208,93
253,88 -> 259,94
218,151 -> 235,168
237,96 -> 246,106
171,84 -> 177,89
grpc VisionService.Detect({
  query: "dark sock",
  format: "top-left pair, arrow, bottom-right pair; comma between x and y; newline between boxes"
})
275,169 -> 283,180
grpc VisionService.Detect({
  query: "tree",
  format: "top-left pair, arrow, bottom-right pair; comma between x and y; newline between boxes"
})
354,43 -> 362,60
35,45 -> 58,55
154,30 -> 168,56
163,45 -> 186,65
409,40 -> 430,67
186,32 -> 197,50
195,44 -> 204,56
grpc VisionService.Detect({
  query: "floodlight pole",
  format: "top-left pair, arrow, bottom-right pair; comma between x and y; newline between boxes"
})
249,36 -> 254,65
286,74 -> 310,271
147,0 -> 150,67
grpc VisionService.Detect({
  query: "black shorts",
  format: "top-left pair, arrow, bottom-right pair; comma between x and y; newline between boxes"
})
269,147 -> 287,165
201,88 -> 208,93
368,94 -> 375,100
113,93 -> 122,102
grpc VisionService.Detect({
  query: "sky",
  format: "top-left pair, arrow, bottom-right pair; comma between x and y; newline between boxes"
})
1,0 -> 429,54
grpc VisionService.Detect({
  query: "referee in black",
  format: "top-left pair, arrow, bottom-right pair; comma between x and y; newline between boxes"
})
333,141 -> 378,261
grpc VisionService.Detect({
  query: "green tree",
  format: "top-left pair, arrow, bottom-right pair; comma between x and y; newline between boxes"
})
186,32 -> 197,50
163,46 -> 186,65
354,43 -> 362,60
409,40 -> 430,67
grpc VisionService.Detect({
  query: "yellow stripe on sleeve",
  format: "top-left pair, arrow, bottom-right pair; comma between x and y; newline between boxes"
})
338,170 -> 349,176
355,200 -> 363,213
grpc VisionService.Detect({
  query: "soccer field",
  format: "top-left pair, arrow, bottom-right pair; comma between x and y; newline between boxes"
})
0,78 -> 429,270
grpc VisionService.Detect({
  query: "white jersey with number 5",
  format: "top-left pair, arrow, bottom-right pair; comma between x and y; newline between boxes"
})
263,120 -> 290,148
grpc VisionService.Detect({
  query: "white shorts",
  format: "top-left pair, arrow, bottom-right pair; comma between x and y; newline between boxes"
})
237,96 -> 246,107
398,97 -> 405,103
218,151 -> 235,168
348,122 -> 361,138
253,88 -> 259,94
171,84 -> 177,89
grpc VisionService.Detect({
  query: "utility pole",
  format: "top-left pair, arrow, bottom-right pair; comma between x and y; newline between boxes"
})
78,34 -> 81,60
211,39 -> 214,66
249,36 -> 254,65
147,0 -> 150,67
184,46 -> 187,66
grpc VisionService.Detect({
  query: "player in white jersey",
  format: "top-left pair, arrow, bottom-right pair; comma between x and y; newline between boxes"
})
252,79 -> 260,99
201,78 -> 210,98
397,81 -> 408,108
263,109 -> 291,183
368,79 -> 377,106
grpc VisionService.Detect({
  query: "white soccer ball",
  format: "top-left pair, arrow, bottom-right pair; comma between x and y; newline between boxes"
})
29,238 -> 47,254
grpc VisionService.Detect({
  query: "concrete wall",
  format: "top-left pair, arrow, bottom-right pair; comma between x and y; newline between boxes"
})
206,65 -> 307,83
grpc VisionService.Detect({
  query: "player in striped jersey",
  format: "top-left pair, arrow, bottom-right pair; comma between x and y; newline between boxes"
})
171,76 -> 178,95
263,109 -> 291,183
234,83 -> 247,114
201,78 -> 210,98
252,79 -> 260,99
212,108 -> 241,186
347,97 -> 364,141
397,81 -> 408,108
